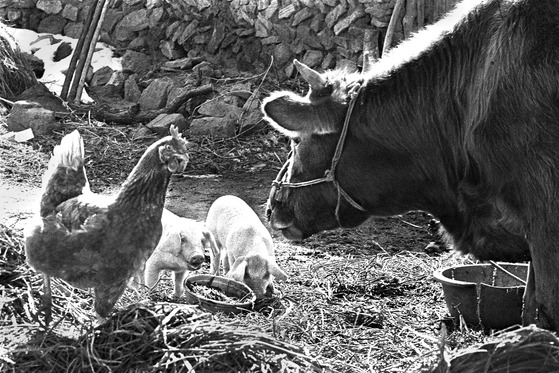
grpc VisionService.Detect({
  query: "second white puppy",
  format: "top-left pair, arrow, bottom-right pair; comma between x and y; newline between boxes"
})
134,209 -> 217,297
206,195 -> 288,298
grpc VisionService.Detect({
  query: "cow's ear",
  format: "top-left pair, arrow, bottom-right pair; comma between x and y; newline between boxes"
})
262,91 -> 340,137
261,92 -> 313,137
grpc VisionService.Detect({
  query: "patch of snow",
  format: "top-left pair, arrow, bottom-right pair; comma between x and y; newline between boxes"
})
6,26 -> 122,104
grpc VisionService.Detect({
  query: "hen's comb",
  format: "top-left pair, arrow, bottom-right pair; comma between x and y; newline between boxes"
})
170,125 -> 181,139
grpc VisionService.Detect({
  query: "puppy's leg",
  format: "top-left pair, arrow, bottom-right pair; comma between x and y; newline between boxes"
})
173,270 -> 188,298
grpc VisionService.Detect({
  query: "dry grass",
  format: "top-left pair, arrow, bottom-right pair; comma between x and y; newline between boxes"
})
0,23 -> 37,99
4,219 -> 558,373
2,123 -> 558,373
0,119 -> 288,191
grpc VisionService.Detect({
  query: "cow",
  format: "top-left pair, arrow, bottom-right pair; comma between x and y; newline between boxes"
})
261,0 -> 559,332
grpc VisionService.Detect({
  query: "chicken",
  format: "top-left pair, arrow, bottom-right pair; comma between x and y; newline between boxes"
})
24,125 -> 189,324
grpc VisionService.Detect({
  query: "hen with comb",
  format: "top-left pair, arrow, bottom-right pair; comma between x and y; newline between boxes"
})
24,126 -> 190,324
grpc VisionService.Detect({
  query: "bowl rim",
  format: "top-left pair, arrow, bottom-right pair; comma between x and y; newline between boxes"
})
433,262 -> 528,288
184,274 -> 256,306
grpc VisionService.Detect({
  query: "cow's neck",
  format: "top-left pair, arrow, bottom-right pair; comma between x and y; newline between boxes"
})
351,1 -> 527,257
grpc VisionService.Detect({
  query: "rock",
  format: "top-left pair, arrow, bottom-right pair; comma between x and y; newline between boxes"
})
121,50 -> 151,74
117,9 -> 149,32
37,14 -> 67,34
90,66 -> 114,87
87,84 -> 121,99
189,117 -> 236,138
137,77 -> 174,110
197,100 -> 242,119
336,59 -> 358,72
162,57 -> 204,70
107,71 -> 126,92
7,100 -> 59,135
53,41 -> 72,62
64,22 -> 83,39
160,40 -> 184,60
146,113 -> 188,135
292,8 -> 313,26
21,52 -> 45,79
62,3 -> 79,22
15,83 -> 67,113
334,8 -> 366,35
131,124 -> 153,140
124,74 -> 142,102
103,9 -> 123,33
325,4 -> 347,29
239,96 -> 264,133
192,61 -> 217,78
149,7 -> 164,28
37,0 -> 62,14
273,43 -> 292,67
321,52 -> 336,70
228,82 -> 252,100
128,36 -> 147,51
301,50 -> 323,68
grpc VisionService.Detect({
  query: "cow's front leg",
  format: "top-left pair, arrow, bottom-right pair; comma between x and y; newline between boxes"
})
522,262 -> 537,325
526,238 -> 559,332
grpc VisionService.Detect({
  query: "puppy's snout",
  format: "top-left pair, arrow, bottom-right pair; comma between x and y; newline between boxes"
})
264,283 -> 275,297
189,254 -> 205,267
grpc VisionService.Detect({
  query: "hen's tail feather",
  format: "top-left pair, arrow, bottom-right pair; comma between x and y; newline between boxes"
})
40,130 -> 90,217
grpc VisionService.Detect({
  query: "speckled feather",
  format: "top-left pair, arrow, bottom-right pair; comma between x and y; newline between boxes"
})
25,128 -> 189,318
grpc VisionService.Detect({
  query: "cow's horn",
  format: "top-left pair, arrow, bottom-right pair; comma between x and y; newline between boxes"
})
294,59 -> 327,91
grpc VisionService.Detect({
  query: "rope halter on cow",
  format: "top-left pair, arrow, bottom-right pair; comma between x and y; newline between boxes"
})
267,82 -> 367,227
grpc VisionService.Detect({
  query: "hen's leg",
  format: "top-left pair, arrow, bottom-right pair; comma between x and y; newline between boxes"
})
94,281 -> 128,322
41,273 -> 52,326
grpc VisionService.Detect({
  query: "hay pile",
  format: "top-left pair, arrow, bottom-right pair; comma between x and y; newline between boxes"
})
0,223 -> 328,372
432,325 -> 559,372
0,23 -> 37,99
7,303 -> 327,373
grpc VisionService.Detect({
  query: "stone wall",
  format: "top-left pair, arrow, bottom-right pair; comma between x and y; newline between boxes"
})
1,0 -> 459,77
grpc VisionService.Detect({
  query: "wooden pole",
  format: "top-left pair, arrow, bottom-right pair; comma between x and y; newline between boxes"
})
60,3 -> 97,101
67,0 -> 106,103
382,0 -> 405,56
362,28 -> 379,73
417,0 -> 425,29
403,0 -> 418,40
73,0 -> 110,105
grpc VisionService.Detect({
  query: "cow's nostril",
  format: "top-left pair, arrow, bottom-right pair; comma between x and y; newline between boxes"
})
190,255 -> 204,266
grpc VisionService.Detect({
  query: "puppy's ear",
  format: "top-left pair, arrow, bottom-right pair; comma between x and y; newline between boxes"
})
159,229 -> 182,256
227,257 -> 248,282
269,261 -> 288,281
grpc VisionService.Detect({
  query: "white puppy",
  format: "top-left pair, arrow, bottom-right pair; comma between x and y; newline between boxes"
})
133,209 -> 217,297
206,195 -> 288,298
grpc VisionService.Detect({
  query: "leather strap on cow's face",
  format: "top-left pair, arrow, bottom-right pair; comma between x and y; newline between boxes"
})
267,83 -> 367,226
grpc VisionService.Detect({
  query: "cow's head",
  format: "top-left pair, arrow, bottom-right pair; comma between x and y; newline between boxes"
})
262,60 -> 370,240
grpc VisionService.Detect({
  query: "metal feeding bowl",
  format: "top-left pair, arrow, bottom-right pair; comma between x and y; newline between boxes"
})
433,262 -> 528,330
183,274 -> 256,314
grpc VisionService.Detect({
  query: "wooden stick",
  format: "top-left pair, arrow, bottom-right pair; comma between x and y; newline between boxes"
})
73,0 -> 110,105
67,0 -> 106,103
60,3 -> 98,101
383,0 -> 405,56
